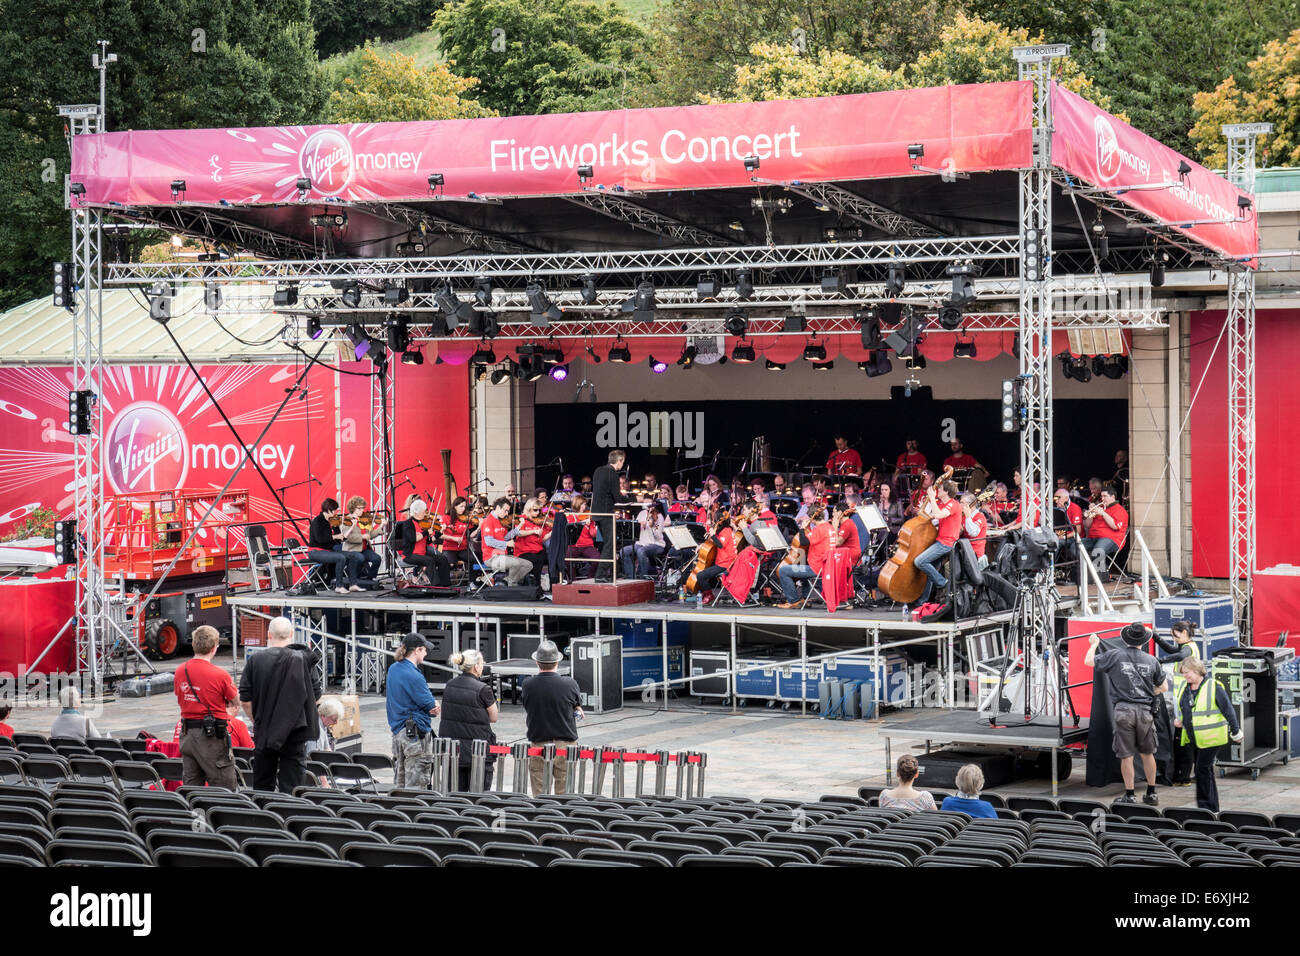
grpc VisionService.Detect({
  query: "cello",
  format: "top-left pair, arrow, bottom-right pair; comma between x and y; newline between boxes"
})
878,466 -> 953,605
684,509 -> 729,594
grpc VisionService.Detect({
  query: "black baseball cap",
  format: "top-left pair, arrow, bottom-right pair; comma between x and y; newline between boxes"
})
402,633 -> 431,651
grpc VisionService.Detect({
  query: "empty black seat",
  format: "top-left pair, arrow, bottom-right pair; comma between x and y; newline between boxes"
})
46,838 -> 151,866
341,843 -> 439,866
241,838 -> 338,864
146,830 -> 243,856
154,847 -> 256,866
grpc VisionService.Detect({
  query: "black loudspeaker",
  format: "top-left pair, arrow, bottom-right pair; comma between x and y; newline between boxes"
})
915,750 -> 1015,789
477,585 -> 544,602
400,585 -> 462,599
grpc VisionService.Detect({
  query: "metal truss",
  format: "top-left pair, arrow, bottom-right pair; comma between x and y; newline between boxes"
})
1223,122 -> 1268,634
353,201 -> 539,254
563,192 -> 732,246
107,205 -> 319,260
103,234 -> 1023,286
783,182 -> 938,238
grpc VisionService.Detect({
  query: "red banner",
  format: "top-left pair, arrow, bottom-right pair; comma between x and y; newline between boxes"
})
1051,85 -> 1257,261
70,83 -> 1034,206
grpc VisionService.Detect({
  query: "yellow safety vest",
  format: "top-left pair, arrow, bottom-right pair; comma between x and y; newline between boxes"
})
1180,668 -> 1229,749
1170,641 -> 1200,700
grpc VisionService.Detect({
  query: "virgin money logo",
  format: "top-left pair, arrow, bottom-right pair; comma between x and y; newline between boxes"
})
300,129 -> 354,194
1095,116 -> 1121,181
105,402 -> 188,495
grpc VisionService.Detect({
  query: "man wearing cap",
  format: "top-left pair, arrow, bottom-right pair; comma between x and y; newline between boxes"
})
386,634 -> 441,789
1084,623 -> 1168,805
520,640 -> 583,795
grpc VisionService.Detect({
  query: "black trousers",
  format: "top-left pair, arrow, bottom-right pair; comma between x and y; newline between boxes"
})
694,564 -> 728,593
519,550 -> 548,585
1173,736 -> 1195,783
444,548 -> 474,572
253,742 -> 306,794
403,551 -> 451,586
455,764 -> 495,793
1192,743 -> 1220,812
595,517 -> 614,580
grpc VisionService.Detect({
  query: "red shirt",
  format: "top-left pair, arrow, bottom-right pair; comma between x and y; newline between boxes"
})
896,451 -> 927,472
830,518 -> 861,559
696,507 -> 711,526
441,515 -> 470,550
758,509 -> 777,523
713,528 -> 738,569
805,523 -> 832,574
175,658 -> 239,721
514,516 -> 546,555
568,513 -> 596,549
174,714 -> 253,748
1061,502 -> 1084,536
669,501 -> 691,514
0,722 -> 12,740
1088,503 -> 1128,545
991,500 -> 1018,524
944,453 -> 979,470
934,497 -> 962,547
964,510 -> 988,559
481,514 -> 509,560
826,448 -> 863,476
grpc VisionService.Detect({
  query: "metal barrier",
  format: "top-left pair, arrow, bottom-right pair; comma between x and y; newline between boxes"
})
447,743 -> 709,797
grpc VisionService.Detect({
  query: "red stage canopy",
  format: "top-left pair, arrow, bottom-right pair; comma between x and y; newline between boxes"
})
72,83 -> 1034,206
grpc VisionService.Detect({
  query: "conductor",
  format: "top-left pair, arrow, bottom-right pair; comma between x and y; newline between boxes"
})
591,449 -> 632,582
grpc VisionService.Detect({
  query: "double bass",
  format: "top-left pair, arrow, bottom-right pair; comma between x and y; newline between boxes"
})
878,466 -> 953,605
684,509 -> 729,594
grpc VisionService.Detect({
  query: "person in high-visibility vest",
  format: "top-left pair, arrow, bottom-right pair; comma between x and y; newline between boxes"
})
1154,621 -> 1199,786
1174,657 -> 1243,812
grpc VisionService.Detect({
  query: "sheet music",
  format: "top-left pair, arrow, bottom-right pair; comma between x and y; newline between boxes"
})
664,525 -> 697,550
754,525 -> 787,551
856,503 -> 887,531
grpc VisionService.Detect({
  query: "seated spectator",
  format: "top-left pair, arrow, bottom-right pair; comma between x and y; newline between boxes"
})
939,764 -> 998,819
879,754 -> 936,811
0,700 -> 12,739
226,699 -> 254,750
50,686 -> 108,742
314,696 -> 345,753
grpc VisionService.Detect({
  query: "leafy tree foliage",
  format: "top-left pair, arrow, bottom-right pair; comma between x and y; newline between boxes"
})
325,45 -> 495,121
1190,28 -> 1300,168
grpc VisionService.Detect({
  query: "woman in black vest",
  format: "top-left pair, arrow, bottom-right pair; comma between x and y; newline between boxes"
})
438,649 -> 499,791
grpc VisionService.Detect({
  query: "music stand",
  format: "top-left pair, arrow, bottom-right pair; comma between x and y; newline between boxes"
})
664,525 -> 698,552
856,503 -> 887,532
753,525 -> 788,553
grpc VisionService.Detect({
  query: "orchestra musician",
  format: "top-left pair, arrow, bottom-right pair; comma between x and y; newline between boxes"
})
1053,487 -> 1085,562
670,484 -> 693,516
875,482 -> 905,537
823,501 -> 863,610
771,473 -> 789,496
986,482 -> 1017,528
621,500 -> 667,580
1079,485 -> 1129,575
959,493 -> 989,569
479,497 -> 533,586
795,484 -> 818,525
916,478 -> 962,607
395,499 -> 452,587
566,495 -> 600,578
942,438 -> 983,474
552,474 -> 577,504
826,433 -> 863,476
1113,449 -> 1130,503
777,506 -> 830,608
513,497 -> 552,589
440,496 -> 477,572
534,488 -> 550,510
692,512 -> 739,604
503,483 -> 523,515
339,495 -> 385,583
703,474 -> 726,506
308,497 -> 366,594
894,438 -> 927,489
907,470 -> 935,518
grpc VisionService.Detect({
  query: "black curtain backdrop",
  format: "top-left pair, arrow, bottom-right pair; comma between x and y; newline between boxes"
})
534,398 -> 1127,492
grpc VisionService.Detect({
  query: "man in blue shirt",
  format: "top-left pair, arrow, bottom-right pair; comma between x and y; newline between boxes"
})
386,634 -> 440,789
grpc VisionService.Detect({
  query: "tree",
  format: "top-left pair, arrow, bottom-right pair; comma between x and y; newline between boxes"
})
960,0 -> 1102,52
711,42 -> 899,103
312,0 -> 445,58
0,0 -> 327,312
646,0 -> 952,106
326,45 -> 495,122
1080,0 -> 1300,155
1190,29 -> 1300,169
433,0 -> 655,115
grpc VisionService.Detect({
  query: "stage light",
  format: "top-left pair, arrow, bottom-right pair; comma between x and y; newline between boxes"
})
273,286 -> 297,307
471,342 -> 496,365
725,311 -> 748,337
1092,355 -> 1129,380
428,173 -> 444,191
905,353 -> 927,371
734,270 -> 754,299
1022,228 -> 1043,282
346,324 -> 372,360
608,337 -> 631,363
526,283 -> 563,325
812,361 -> 834,372
802,341 -> 827,362
765,359 -> 785,371
436,285 -> 475,331
519,352 -> 547,382
1178,159 -> 1192,182
1237,194 -> 1253,217
743,154 -> 760,173
820,269 -> 846,294
54,518 -> 77,564
677,344 -> 697,369
732,342 -> 756,363
402,350 -> 424,365
386,314 -> 409,352
856,307 -> 881,349
648,356 -> 668,374
170,180 -> 186,199
69,182 -> 86,197
696,273 -> 721,298
202,284 -> 222,311
885,264 -> 906,297
727,220 -> 745,233
907,144 -> 924,162
306,315 -> 323,340
396,239 -> 426,256
384,283 -> 408,306
884,305 -> 925,357
622,280 -> 655,321
296,177 -> 311,200
580,273 -> 598,304
490,364 -> 512,384
68,390 -> 92,435
865,351 -> 892,378
550,364 -> 570,382
783,314 -> 806,333
953,336 -> 976,359
341,282 -> 362,309
148,281 -> 173,323
577,164 -> 593,184
1001,378 -> 1025,432
938,304 -> 964,330
1061,353 -> 1092,383
1149,250 -> 1167,287
474,276 -> 494,308
53,262 -> 73,310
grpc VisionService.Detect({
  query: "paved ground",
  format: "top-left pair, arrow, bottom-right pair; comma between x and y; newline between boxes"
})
10,659 -> 1300,812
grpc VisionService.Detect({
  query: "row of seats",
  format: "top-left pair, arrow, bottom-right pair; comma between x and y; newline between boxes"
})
2,777 -> 1300,866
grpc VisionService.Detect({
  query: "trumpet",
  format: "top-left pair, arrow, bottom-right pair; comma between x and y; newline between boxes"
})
1084,503 -> 1105,521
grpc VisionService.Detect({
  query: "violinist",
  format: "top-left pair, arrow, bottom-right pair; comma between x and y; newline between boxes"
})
691,511 -> 738,604
512,497 -> 552,589
777,506 -> 831,608
441,496 -> 476,572
795,484 -> 818,526
566,495 -> 600,578
693,489 -> 715,527
823,501 -> 863,610
308,497 -> 366,594
669,484 -> 693,516
621,500 -> 666,580
480,497 -> 532,586
395,499 -> 452,587
339,495 -> 384,583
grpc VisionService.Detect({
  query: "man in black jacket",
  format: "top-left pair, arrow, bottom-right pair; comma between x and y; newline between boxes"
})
239,616 -> 322,793
591,449 -> 630,582
394,498 -> 452,586
520,641 -> 582,794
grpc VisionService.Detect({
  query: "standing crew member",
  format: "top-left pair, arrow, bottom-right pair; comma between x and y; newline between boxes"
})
439,649 -> 500,791
386,634 -> 441,789
239,617 -> 322,793
174,624 -> 240,791
1154,620 -> 1199,786
520,641 -> 582,795
1084,623 -> 1167,806
1174,657 -> 1243,813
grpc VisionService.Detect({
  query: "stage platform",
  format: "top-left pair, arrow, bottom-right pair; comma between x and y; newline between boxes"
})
879,708 -> 1091,796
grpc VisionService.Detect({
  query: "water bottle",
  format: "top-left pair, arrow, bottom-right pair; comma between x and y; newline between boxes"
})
678,586 -> 686,602
901,603 -> 910,622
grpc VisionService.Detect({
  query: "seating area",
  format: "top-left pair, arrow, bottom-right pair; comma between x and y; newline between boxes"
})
0,731 -> 1298,866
